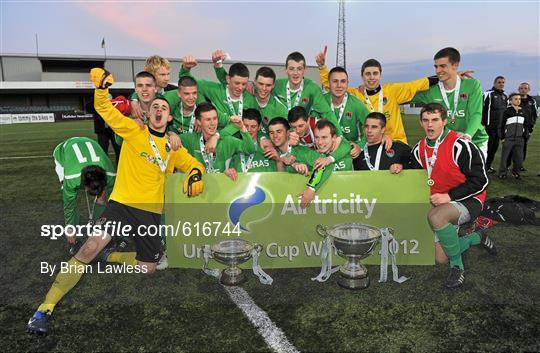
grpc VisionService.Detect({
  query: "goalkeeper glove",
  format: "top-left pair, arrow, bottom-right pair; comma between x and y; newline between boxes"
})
90,68 -> 114,89
183,168 -> 203,197
307,166 -> 325,190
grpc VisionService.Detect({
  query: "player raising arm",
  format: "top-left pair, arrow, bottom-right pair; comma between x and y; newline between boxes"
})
27,68 -> 204,336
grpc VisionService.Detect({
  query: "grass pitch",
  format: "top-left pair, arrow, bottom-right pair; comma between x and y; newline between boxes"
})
0,117 -> 539,352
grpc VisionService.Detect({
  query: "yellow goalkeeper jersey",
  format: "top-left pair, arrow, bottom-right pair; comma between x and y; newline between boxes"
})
94,89 -> 204,213
319,66 -> 430,144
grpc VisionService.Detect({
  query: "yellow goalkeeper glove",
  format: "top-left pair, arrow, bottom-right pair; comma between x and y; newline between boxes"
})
90,68 -> 114,89
183,168 -> 203,197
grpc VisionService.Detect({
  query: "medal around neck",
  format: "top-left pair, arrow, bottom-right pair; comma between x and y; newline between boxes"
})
315,223 -> 381,289
202,239 -> 272,286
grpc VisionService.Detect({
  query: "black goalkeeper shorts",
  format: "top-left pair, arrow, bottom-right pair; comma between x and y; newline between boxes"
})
98,200 -> 163,263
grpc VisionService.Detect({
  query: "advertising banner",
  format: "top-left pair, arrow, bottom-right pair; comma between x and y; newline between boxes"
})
164,170 -> 434,269
7,113 -> 55,124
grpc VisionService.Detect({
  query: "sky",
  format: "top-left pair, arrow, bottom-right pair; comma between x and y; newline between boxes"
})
1,0 -> 539,93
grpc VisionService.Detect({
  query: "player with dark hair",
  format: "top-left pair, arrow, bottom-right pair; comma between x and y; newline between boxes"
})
324,66 -> 370,158
408,103 -> 494,289
53,137 -> 116,246
411,47 -> 488,157
163,76 -> 205,134
266,117 -> 335,208
116,71 -> 182,151
179,102 -> 256,180
130,55 -> 177,121
316,46 -> 440,144
27,68 -> 205,335
230,109 -> 283,172
353,112 -> 411,172
286,106 -> 350,169
272,51 -> 337,127
179,52 -> 256,137
251,66 -> 288,131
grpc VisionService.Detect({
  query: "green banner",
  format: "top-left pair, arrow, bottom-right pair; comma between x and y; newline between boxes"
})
164,170 -> 434,269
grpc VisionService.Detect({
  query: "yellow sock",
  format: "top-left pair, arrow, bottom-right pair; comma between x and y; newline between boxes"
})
37,257 -> 87,313
107,252 -> 137,266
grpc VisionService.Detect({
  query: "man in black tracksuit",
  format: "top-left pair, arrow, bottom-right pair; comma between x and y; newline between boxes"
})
482,76 -> 507,172
518,82 -> 538,165
499,94 -> 527,179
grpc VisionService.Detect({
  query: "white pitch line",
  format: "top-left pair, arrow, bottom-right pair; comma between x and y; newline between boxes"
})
0,155 -> 51,160
224,286 -> 300,353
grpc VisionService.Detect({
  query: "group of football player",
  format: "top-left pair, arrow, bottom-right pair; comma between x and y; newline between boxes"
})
28,46 -> 502,336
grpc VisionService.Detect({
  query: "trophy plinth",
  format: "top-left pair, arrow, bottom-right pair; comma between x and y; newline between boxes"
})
317,223 -> 381,290
210,239 -> 259,286
220,266 -> 246,286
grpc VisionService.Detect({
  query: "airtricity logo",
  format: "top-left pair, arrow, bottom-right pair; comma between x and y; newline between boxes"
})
228,186 -> 268,232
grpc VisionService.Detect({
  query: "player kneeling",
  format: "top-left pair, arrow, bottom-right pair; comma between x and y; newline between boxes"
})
409,103 -> 496,289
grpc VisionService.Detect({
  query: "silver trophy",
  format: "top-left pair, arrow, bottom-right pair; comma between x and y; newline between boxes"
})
203,239 -> 266,286
316,223 -> 382,289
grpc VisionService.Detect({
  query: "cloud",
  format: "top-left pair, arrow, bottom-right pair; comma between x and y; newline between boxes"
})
76,3 -> 231,58
77,3 -> 173,50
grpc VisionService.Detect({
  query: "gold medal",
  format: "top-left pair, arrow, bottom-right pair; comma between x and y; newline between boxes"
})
427,179 -> 435,186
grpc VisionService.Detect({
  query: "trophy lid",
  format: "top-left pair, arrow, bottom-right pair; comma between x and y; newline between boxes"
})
211,239 -> 253,255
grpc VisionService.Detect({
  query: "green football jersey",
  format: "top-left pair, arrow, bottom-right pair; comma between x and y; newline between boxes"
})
230,134 -> 277,172
323,92 -> 369,144
214,66 -> 288,133
163,90 -> 203,134
180,132 -> 256,173
330,138 -> 354,171
411,78 -> 488,146
273,77 -> 338,126
53,137 -> 116,226
179,67 -> 257,118
256,96 -> 289,134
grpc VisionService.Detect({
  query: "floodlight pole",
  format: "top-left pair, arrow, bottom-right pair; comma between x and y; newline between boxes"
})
336,0 -> 346,69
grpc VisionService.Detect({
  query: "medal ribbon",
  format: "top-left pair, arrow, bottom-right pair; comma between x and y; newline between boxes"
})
181,102 -> 196,133
363,87 -> 384,113
311,235 -> 340,282
332,93 -> 348,123
363,144 -> 383,170
379,228 -> 409,284
438,77 -> 461,121
85,192 -> 97,220
279,144 -> 292,158
148,134 -> 171,173
286,80 -> 304,110
239,153 -> 255,172
200,135 -> 216,173
226,87 -> 243,117
424,133 -> 444,183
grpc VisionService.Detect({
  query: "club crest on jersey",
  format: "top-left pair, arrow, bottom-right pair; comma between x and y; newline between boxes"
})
263,116 -> 269,124
345,112 -> 352,119
459,93 -> 468,101
301,97 -> 309,104
383,97 -> 388,105
140,151 -> 159,166
385,149 -> 395,158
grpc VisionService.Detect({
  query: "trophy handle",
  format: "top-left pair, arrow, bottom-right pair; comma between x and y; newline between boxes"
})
316,224 -> 328,238
380,227 -> 395,240
253,243 -> 263,253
